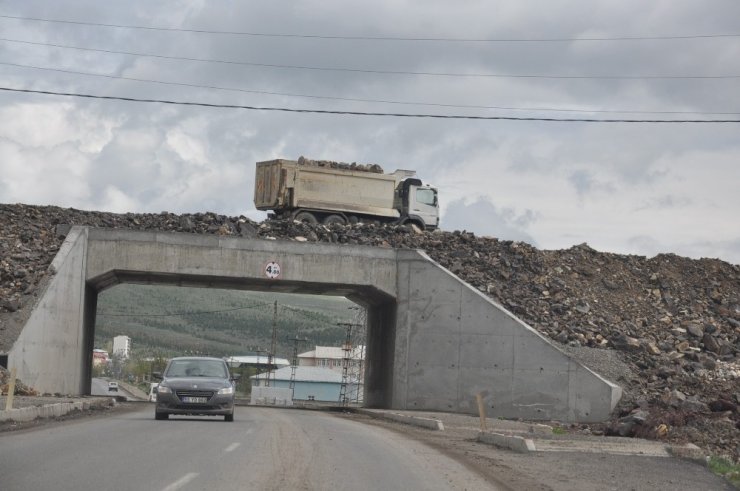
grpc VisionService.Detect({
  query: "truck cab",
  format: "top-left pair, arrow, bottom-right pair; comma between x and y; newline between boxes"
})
397,178 -> 439,229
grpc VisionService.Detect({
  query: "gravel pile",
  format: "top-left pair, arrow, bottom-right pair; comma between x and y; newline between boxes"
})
0,203 -> 738,460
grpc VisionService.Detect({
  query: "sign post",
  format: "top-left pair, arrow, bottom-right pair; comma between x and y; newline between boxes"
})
5,367 -> 17,410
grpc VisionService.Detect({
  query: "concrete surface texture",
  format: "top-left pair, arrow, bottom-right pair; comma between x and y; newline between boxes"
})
0,396 -> 114,422
9,227 -> 620,421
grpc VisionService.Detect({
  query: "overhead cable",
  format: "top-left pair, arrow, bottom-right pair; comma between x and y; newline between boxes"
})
1,14 -> 739,42
2,38 -> 737,80
3,61 -> 736,115
2,86 -> 739,123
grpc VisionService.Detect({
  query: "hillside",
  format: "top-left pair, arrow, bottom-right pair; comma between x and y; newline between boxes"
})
0,203 -> 737,461
96,284 -> 355,357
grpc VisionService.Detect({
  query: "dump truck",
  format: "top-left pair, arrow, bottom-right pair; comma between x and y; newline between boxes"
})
254,157 -> 439,229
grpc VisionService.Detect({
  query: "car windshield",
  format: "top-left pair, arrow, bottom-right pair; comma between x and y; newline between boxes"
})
165,359 -> 227,378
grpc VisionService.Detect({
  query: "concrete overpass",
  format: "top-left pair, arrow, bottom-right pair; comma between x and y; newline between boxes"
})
8,227 -> 621,422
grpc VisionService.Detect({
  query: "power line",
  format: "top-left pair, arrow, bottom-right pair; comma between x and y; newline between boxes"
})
2,14 -> 739,43
4,60 -> 736,116
2,37 -> 737,80
2,86 -> 739,123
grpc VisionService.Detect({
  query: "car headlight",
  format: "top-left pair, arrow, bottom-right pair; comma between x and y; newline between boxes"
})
218,386 -> 234,395
157,385 -> 172,394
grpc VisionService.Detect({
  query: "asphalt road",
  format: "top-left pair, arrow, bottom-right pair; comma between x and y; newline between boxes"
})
0,405 -> 499,491
91,377 -> 130,399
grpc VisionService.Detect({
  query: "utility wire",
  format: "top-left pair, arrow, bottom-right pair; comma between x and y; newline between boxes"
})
4,60 -> 736,115
2,86 -> 739,123
2,38 -> 737,80
1,14 -> 739,42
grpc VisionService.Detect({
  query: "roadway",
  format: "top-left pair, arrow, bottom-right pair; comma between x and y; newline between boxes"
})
90,377 -> 140,401
0,405 -> 498,491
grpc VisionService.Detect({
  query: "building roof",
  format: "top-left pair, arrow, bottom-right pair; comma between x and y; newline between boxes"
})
251,366 -> 343,383
225,355 -> 290,368
298,345 -> 365,360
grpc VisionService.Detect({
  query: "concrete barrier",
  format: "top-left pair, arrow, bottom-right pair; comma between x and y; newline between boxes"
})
250,387 -> 293,406
355,409 -> 444,430
668,443 -> 708,465
0,398 -> 113,423
477,431 -> 537,453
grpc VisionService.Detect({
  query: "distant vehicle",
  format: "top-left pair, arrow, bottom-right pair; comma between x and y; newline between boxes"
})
254,157 -> 440,229
152,357 -> 237,422
148,382 -> 158,402
108,381 -> 119,392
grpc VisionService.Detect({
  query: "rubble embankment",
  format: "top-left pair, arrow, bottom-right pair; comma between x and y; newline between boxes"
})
0,203 -> 737,461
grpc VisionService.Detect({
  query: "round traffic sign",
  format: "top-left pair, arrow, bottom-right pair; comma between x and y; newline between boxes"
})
265,261 -> 281,279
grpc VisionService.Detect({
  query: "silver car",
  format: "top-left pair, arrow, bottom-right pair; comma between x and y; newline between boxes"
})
154,357 -> 236,422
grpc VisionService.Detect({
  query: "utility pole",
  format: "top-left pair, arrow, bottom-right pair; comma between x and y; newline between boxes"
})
268,300 -> 278,387
337,321 -> 361,406
287,335 -> 309,399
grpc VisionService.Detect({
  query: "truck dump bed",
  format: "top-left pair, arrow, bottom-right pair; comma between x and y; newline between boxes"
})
254,159 -> 401,218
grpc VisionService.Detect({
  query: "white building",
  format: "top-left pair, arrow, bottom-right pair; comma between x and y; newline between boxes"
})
225,355 -> 290,369
298,345 -> 365,376
112,335 -> 131,359
251,366 -> 344,402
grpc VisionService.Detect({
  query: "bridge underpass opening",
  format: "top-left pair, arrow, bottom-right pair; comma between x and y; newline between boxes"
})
85,272 -> 397,408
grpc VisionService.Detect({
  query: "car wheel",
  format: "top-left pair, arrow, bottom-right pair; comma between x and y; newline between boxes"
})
155,411 -> 169,420
225,413 -> 234,422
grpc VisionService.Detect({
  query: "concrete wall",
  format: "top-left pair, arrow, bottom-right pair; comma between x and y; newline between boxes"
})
83,228 -> 398,299
9,227 -> 621,422
394,250 -> 621,422
256,379 -> 342,402
9,228 -> 90,395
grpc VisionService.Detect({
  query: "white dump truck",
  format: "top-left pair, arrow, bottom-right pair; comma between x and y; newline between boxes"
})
254,157 -> 439,229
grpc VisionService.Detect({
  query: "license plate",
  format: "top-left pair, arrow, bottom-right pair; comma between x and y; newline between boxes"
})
182,396 -> 208,403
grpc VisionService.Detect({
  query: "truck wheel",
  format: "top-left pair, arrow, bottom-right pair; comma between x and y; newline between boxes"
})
323,214 -> 346,226
294,211 -> 318,224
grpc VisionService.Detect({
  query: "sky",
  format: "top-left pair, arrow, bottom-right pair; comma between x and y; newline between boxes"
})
0,1 -> 738,264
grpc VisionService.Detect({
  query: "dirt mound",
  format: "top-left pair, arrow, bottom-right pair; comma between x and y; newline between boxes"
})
0,203 -> 737,460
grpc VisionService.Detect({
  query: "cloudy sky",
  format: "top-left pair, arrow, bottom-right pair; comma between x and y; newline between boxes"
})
1,1 -> 738,264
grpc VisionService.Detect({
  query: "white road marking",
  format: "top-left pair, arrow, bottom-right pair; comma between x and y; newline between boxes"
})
162,472 -> 198,491
224,442 -> 241,453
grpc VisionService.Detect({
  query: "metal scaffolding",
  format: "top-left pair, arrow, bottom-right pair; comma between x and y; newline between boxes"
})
338,307 -> 366,406
287,335 -> 308,399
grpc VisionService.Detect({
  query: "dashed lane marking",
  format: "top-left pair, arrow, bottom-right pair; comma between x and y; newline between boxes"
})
225,442 -> 241,452
162,472 -> 198,491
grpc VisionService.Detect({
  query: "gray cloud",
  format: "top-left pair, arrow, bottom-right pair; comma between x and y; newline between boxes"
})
442,197 -> 538,245
0,0 -> 738,264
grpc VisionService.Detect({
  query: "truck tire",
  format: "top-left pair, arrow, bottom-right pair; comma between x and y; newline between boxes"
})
294,211 -> 318,224
323,214 -> 346,226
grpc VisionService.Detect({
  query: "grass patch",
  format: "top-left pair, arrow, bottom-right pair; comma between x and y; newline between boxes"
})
552,427 -> 567,435
708,456 -> 740,487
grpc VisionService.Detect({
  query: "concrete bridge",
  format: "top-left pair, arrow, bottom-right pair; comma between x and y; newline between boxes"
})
9,227 -> 621,422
